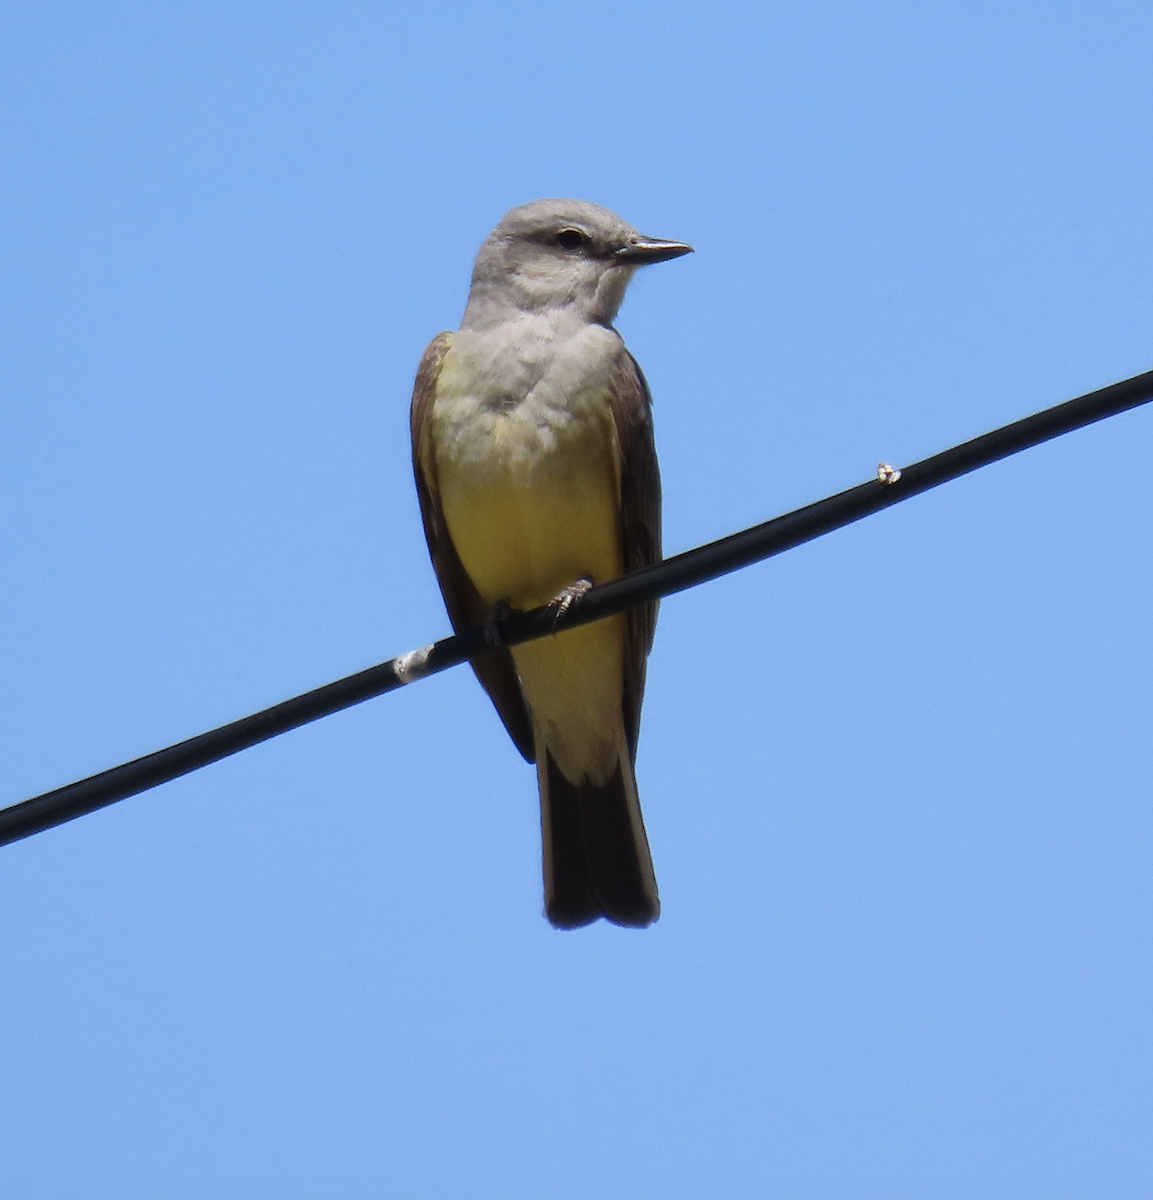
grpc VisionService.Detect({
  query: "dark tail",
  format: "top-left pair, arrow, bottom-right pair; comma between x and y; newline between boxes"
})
538,745 -> 659,929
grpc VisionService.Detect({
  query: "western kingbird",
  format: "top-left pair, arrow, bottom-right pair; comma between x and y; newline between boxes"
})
410,199 -> 692,929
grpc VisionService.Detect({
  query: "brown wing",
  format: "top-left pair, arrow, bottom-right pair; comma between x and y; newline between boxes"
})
410,332 -> 536,762
608,348 -> 663,763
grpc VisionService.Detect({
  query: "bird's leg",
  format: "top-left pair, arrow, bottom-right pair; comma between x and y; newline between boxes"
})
548,576 -> 594,629
483,599 -> 514,650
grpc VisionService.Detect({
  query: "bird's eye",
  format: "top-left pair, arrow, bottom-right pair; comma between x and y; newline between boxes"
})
555,228 -> 590,251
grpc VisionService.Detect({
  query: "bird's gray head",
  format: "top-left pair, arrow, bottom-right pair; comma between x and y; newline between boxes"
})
461,199 -> 692,330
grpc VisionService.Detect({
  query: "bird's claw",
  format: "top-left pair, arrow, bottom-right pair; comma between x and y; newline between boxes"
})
548,577 -> 594,629
484,600 -> 514,650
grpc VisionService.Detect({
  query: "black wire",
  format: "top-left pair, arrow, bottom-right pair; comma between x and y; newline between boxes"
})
4,365 -> 1152,849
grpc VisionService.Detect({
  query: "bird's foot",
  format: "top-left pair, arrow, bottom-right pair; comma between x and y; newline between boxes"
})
548,577 -> 594,629
484,600 -> 514,650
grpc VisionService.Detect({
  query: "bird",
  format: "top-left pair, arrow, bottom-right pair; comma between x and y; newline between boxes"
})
410,199 -> 692,928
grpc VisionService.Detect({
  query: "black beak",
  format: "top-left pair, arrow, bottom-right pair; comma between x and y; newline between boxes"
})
615,236 -> 694,265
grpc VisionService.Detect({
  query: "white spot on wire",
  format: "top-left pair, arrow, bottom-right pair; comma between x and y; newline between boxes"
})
393,644 -> 434,684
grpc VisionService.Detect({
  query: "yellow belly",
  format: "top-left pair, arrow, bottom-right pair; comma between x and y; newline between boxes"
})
440,452 -> 620,609
436,410 -> 626,785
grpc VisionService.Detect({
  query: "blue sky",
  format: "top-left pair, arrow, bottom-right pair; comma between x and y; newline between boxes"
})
3,1 -> 1153,1195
